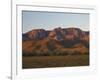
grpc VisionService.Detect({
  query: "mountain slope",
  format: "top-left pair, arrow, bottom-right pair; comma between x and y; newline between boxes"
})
22,27 -> 89,56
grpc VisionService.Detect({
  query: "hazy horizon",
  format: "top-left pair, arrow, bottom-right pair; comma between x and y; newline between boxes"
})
22,11 -> 89,33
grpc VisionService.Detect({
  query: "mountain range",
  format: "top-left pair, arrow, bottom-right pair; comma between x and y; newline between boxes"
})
22,27 -> 89,56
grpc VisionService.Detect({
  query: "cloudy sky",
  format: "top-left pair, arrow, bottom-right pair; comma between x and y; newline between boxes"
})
22,11 -> 89,33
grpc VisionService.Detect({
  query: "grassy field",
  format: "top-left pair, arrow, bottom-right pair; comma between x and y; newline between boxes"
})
22,55 -> 89,69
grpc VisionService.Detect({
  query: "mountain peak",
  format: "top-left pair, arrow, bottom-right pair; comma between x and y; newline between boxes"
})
23,27 -> 89,41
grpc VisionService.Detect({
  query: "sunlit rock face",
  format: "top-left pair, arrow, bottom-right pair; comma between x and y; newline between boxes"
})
22,27 -> 89,55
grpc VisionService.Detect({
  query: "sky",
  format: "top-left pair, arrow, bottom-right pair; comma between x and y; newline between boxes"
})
22,11 -> 89,33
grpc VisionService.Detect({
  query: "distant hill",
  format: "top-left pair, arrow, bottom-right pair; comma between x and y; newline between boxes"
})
22,27 -> 89,56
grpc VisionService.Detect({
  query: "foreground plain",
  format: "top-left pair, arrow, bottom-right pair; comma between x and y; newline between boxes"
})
22,55 -> 89,69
